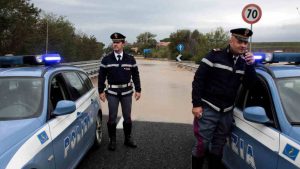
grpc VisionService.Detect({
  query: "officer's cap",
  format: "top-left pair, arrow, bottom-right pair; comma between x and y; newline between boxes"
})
110,32 -> 126,43
230,28 -> 253,42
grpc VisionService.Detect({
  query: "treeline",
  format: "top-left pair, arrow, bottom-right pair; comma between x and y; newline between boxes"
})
0,0 -> 104,62
129,28 -> 229,63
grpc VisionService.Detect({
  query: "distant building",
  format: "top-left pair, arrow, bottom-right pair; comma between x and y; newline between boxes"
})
131,47 -> 138,53
157,42 -> 171,47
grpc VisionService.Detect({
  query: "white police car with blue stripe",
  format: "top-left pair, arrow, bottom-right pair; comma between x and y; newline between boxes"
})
0,54 -> 103,169
223,52 -> 300,169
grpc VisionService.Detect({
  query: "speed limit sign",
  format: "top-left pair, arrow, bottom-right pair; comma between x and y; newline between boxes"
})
242,4 -> 262,24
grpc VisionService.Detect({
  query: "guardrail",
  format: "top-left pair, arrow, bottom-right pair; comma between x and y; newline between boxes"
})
66,59 -> 199,78
176,62 -> 198,72
63,59 -> 100,78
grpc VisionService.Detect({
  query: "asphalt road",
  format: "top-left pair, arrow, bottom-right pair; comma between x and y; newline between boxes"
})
77,59 -> 207,169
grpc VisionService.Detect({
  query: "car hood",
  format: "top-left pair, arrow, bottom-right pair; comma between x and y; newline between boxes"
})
0,118 -> 42,157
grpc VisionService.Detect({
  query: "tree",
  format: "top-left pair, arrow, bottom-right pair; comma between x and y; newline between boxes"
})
0,0 -> 40,55
134,32 -> 157,53
194,27 -> 229,63
167,27 -> 229,62
168,29 -> 192,60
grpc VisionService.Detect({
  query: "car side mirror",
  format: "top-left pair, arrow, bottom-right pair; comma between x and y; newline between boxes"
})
243,106 -> 270,124
52,100 -> 76,116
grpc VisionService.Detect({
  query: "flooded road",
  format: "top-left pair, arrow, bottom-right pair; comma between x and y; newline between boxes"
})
94,59 -> 195,124
81,59 -> 197,169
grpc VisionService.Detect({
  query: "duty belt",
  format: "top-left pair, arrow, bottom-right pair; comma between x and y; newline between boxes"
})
201,98 -> 233,113
108,83 -> 132,88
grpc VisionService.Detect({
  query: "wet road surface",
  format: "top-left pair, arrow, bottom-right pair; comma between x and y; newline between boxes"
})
78,59 -> 203,169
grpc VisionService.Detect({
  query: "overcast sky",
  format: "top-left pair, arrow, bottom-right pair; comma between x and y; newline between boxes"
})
31,0 -> 300,46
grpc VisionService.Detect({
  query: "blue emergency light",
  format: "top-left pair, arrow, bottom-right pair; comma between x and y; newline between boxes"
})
41,54 -> 61,65
253,52 -> 300,64
253,52 -> 266,60
253,52 -> 267,63
0,54 -> 62,67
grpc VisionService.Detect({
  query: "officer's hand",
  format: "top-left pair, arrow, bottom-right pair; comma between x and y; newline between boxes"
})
192,107 -> 203,119
135,92 -> 141,101
244,52 -> 255,65
99,92 -> 106,102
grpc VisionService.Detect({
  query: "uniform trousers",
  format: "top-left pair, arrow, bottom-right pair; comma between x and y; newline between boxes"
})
192,105 -> 233,158
107,94 -> 132,124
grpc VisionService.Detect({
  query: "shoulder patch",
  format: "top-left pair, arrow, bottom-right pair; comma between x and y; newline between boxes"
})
212,48 -> 221,52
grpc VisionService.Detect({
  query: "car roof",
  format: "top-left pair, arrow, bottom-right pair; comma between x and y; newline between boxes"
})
0,65 -> 82,77
258,64 -> 300,78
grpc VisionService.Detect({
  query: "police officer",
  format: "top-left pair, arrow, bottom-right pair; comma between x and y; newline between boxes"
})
98,32 -> 141,151
191,28 -> 257,169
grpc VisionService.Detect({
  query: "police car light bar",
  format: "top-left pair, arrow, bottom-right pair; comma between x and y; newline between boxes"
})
41,54 -> 61,65
0,54 -> 62,68
270,52 -> 300,63
253,52 -> 300,64
253,52 -> 266,60
0,55 -> 42,67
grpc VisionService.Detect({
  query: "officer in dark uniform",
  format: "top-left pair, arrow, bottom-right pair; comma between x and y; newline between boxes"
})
191,28 -> 257,169
98,32 -> 141,151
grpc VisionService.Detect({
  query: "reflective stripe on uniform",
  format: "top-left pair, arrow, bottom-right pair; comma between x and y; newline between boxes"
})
201,98 -> 233,113
214,63 -> 233,72
201,58 -> 213,67
121,90 -> 133,95
202,58 -> 244,74
100,64 -> 107,68
236,70 -> 245,74
121,64 -> 133,67
107,90 -> 118,95
109,83 -> 131,88
121,64 -> 137,67
107,64 -> 119,67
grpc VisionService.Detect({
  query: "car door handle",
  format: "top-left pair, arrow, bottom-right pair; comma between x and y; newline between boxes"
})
77,112 -> 82,117
91,98 -> 97,104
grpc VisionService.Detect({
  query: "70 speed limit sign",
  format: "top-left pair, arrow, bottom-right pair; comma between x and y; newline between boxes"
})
242,4 -> 262,24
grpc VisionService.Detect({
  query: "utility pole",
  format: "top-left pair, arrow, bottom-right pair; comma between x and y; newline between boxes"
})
297,7 -> 300,16
46,20 -> 49,54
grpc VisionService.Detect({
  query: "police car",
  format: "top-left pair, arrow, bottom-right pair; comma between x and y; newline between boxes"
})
223,52 -> 300,169
0,54 -> 103,169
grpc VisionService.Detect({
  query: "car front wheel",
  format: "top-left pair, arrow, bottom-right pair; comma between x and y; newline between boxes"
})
94,112 -> 103,148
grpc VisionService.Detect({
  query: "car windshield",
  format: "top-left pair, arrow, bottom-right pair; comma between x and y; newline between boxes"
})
277,77 -> 300,124
0,77 -> 43,120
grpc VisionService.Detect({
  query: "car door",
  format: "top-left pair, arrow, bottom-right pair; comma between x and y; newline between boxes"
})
77,71 -> 100,140
223,77 -> 280,169
61,71 -> 96,165
47,72 -> 82,169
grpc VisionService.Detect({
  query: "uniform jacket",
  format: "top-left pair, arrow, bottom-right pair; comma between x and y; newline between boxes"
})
98,52 -> 141,96
192,46 -> 257,112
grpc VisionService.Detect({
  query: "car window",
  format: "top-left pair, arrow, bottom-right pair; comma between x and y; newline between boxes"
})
78,72 -> 93,90
236,76 -> 279,128
244,77 -> 277,127
277,77 -> 300,124
0,77 -> 43,120
49,73 -> 70,113
63,71 -> 89,101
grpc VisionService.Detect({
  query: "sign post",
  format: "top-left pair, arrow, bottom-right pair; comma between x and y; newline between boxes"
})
176,44 -> 184,61
242,4 -> 262,51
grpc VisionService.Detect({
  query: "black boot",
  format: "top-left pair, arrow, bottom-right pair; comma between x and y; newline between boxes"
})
208,153 -> 223,169
107,123 -> 116,151
192,155 -> 204,169
123,122 -> 137,148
